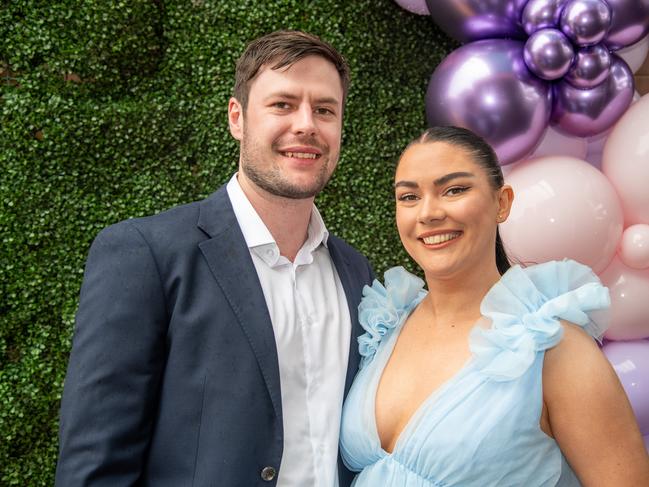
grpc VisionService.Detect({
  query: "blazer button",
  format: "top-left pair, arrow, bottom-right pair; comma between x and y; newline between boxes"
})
260,466 -> 276,481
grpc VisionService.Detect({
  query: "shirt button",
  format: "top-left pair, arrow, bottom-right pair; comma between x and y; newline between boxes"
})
260,466 -> 276,481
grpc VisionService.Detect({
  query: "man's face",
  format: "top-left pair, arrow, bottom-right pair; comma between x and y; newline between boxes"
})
228,55 -> 344,199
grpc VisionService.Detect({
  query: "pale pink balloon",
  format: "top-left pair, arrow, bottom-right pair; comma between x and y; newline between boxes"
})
501,156 -> 623,273
393,0 -> 429,15
530,126 -> 588,159
617,34 -> 649,73
602,94 -> 649,225
620,224 -> 649,269
600,257 -> 649,340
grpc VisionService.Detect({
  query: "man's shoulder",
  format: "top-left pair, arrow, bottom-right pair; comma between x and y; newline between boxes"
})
95,187 -> 229,248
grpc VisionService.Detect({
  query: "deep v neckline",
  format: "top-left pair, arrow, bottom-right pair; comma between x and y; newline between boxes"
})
372,305 -> 482,455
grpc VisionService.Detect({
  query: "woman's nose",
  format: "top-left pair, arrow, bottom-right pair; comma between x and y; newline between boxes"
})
418,198 -> 446,223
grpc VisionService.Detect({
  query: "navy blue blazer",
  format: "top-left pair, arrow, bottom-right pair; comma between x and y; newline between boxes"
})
56,186 -> 374,487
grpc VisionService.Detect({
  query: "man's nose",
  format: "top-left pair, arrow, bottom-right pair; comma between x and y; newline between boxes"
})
292,105 -> 317,136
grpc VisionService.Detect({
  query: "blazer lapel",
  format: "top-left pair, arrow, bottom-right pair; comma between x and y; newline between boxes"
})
197,187 -> 282,419
328,239 -> 364,400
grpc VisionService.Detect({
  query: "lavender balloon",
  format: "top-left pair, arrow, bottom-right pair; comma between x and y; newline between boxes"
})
524,29 -> 575,80
424,0 -> 527,42
560,0 -> 612,46
602,340 -> 649,436
393,0 -> 429,15
605,0 -> 649,50
565,44 -> 611,88
426,39 -> 551,165
522,0 -> 570,35
551,55 -> 634,137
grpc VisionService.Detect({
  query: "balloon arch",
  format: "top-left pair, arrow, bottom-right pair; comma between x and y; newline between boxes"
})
395,0 -> 649,448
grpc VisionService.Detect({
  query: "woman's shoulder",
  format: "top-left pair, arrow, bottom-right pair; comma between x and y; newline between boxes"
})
470,259 -> 610,381
357,266 -> 427,368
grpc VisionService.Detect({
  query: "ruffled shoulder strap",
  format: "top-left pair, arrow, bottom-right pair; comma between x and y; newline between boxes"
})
357,266 -> 427,368
469,259 -> 610,381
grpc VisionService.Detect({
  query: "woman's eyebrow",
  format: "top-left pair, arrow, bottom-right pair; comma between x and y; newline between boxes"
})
433,172 -> 475,186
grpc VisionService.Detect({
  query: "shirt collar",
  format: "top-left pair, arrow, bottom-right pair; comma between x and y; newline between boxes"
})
226,174 -> 329,265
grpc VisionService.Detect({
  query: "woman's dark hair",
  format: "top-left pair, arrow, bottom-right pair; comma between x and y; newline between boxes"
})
401,126 -> 511,274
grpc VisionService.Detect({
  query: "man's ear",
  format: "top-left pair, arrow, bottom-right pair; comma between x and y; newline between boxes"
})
228,97 -> 244,141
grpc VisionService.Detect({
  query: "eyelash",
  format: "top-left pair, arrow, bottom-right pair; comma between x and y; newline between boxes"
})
397,186 -> 470,201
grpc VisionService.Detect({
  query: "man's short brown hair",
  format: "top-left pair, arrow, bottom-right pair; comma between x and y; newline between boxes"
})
233,30 -> 350,110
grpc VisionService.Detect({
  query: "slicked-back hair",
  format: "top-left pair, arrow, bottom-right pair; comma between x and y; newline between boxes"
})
233,30 -> 350,110
400,126 -> 512,274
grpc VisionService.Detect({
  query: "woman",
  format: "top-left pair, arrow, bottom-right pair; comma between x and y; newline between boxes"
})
340,126 -> 649,486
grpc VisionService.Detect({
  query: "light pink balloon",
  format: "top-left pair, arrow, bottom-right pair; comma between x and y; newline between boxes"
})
620,224 -> 649,269
617,34 -> 649,73
393,0 -> 429,15
600,257 -> 649,340
602,94 -> 649,225
501,156 -> 623,273
530,126 -> 587,159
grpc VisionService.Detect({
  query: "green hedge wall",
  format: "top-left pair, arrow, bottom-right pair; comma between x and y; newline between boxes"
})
0,1 -> 455,484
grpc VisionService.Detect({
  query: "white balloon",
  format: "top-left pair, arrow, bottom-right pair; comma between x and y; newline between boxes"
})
617,35 -> 649,74
393,0 -> 429,15
530,126 -> 587,159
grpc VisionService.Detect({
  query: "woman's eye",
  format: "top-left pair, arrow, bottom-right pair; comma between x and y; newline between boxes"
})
444,186 -> 469,196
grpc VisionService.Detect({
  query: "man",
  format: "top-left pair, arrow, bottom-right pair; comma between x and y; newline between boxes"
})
56,31 -> 373,487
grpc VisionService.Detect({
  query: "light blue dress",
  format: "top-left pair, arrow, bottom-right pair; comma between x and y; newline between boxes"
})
340,260 -> 610,487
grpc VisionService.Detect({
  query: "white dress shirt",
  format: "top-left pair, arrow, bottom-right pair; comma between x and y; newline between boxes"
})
227,174 -> 351,487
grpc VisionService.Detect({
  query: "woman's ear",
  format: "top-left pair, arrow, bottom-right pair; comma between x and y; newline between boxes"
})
496,185 -> 514,223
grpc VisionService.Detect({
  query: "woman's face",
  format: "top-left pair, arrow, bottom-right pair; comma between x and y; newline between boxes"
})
394,141 -> 512,281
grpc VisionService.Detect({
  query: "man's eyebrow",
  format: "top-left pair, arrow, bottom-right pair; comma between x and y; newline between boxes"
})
264,93 -> 340,105
433,172 -> 475,186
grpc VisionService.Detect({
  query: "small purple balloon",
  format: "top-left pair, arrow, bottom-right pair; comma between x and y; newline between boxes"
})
425,0 -> 527,42
524,28 -> 575,80
426,39 -> 551,165
602,339 -> 649,436
605,0 -> 649,50
522,0 -> 570,35
551,55 -> 634,137
560,0 -> 612,46
393,0 -> 429,15
565,44 -> 611,88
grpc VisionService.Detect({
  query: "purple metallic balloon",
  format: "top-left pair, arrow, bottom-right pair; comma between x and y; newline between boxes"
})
426,39 -> 552,165
523,28 -> 575,80
602,340 -> 649,436
522,0 -> 570,35
560,0 -> 612,46
551,55 -> 634,137
565,44 -> 611,88
425,0 -> 527,42
604,0 -> 649,50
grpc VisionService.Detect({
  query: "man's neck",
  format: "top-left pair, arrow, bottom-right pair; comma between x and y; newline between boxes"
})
237,174 -> 314,262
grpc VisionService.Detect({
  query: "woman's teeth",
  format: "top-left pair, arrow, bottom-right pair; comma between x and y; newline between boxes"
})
422,232 -> 460,245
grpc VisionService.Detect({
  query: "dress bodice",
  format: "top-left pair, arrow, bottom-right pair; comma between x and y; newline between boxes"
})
340,260 -> 609,487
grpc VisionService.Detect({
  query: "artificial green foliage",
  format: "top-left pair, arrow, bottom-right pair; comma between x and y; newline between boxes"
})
0,0 -> 456,483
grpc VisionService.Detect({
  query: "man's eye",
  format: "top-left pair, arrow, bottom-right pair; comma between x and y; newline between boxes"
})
273,102 -> 290,109
315,107 -> 334,115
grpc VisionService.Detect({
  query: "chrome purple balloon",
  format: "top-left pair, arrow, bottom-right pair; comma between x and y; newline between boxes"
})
524,28 -> 575,80
426,39 -> 552,165
521,0 -> 570,35
565,44 -> 611,88
551,55 -> 634,137
604,0 -> 649,50
424,0 -> 527,42
560,0 -> 612,46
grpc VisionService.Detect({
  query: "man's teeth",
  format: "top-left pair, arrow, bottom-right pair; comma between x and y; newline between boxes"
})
422,232 -> 460,245
283,151 -> 318,159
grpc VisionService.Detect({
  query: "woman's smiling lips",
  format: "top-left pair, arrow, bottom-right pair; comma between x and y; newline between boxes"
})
418,230 -> 463,247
